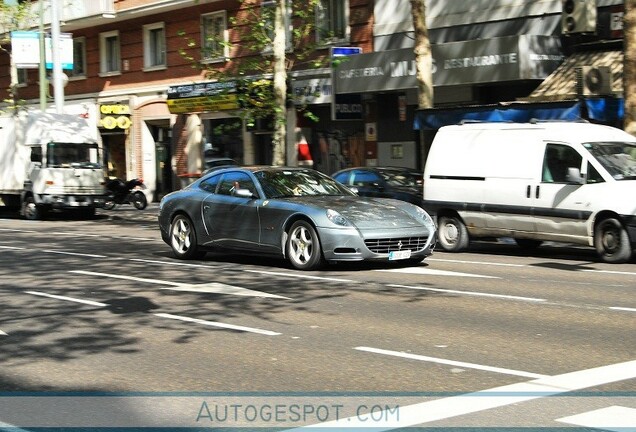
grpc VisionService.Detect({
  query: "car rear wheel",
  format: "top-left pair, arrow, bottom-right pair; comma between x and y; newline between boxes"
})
594,217 -> 632,263
286,220 -> 324,270
437,215 -> 469,252
169,214 -> 205,259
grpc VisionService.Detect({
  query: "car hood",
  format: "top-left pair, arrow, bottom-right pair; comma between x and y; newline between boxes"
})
285,196 -> 422,229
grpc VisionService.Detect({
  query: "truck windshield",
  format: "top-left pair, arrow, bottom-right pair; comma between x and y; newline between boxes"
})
584,141 -> 636,180
46,142 -> 102,169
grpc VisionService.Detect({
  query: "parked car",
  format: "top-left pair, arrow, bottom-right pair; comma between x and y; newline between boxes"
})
332,167 -> 425,207
158,166 -> 436,270
202,157 -> 238,175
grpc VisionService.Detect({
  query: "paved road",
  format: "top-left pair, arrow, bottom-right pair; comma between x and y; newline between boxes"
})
0,207 -> 634,430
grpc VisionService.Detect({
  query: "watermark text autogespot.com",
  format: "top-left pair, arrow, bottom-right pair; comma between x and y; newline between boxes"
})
196,401 -> 400,425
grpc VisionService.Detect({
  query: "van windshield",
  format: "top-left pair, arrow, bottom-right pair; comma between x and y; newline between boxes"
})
584,141 -> 636,180
46,142 -> 102,169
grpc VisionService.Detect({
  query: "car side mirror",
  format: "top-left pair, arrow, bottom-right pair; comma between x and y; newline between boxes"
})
566,167 -> 585,185
234,188 -> 255,199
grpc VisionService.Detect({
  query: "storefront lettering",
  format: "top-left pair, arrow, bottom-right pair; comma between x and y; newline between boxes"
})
100,104 -> 130,115
390,60 -> 416,78
335,103 -> 362,113
339,67 -> 384,79
444,52 -> 517,70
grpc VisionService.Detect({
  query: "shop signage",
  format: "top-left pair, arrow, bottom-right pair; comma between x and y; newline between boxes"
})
99,104 -> 131,130
331,47 -> 363,121
292,78 -> 332,105
334,35 -> 565,93
167,81 -> 240,114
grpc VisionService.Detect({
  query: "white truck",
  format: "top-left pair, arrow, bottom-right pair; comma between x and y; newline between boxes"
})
0,110 -> 106,219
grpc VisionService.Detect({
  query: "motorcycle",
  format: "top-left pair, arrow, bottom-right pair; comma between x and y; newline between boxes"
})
103,177 -> 148,210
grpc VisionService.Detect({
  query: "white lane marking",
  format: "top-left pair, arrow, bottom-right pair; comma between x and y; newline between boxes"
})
155,313 -> 281,336
69,270 -> 288,299
0,229 -> 37,233
610,306 -> 636,313
388,284 -> 546,302
245,269 -> 356,283
25,291 -> 107,307
355,347 -> 547,379
296,360 -> 636,430
42,250 -> 107,258
428,258 -> 526,267
0,245 -> 26,250
0,330 -> 7,336
583,269 -> 636,276
49,232 -> 101,238
556,406 -> 636,431
378,267 -> 499,279
133,258 -> 356,283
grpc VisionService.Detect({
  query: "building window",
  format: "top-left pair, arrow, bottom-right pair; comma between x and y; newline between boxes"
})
143,22 -> 166,70
99,30 -> 120,75
201,11 -> 227,63
68,37 -> 86,79
16,68 -> 27,87
260,0 -> 291,53
316,0 -> 348,44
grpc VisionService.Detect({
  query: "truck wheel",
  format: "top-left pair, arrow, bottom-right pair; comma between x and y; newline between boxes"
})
23,196 -> 44,220
594,218 -> 632,263
437,215 -> 469,252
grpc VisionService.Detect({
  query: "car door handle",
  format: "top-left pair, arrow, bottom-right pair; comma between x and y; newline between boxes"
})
526,185 -> 531,198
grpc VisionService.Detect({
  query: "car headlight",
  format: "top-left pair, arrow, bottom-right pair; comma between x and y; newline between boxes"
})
326,209 -> 350,226
415,206 -> 435,228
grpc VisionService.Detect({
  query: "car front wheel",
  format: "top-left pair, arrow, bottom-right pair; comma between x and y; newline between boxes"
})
169,214 -> 205,259
594,217 -> 632,263
286,220 -> 324,270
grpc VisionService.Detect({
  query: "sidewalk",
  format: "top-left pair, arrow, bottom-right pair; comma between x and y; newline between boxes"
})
96,202 -> 159,224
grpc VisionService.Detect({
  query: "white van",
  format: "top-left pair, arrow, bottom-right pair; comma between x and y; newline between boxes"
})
422,121 -> 636,263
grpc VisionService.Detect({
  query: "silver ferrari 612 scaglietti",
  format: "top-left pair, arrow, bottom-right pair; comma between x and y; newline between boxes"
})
158,166 -> 436,270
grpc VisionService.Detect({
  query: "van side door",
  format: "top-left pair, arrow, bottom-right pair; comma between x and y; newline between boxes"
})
533,143 -> 590,242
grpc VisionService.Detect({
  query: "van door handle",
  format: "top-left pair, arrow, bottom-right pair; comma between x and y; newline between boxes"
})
526,185 -> 531,198
535,185 -> 540,199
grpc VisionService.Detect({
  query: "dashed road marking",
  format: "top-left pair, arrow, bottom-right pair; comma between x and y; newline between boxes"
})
26,291 -> 107,307
355,346 -> 548,379
42,250 -> 107,258
70,270 -> 289,299
155,313 -> 281,336
388,284 -> 546,302
378,267 -> 499,278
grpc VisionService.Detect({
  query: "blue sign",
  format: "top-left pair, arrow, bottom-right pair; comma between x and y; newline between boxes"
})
331,47 -> 363,57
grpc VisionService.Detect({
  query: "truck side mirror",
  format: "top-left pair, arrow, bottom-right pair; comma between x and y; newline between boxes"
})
566,167 -> 585,185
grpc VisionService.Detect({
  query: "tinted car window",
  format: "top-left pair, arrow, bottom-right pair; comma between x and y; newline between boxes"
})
200,173 -> 221,193
351,170 -> 382,187
218,172 -> 256,196
333,172 -> 350,184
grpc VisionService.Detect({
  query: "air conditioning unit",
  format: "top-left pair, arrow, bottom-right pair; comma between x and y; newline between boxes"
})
562,0 -> 597,34
576,66 -> 612,96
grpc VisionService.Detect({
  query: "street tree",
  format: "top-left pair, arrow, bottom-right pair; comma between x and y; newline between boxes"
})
624,0 -> 636,136
408,0 -> 434,165
0,0 -> 37,111
180,0 -> 323,166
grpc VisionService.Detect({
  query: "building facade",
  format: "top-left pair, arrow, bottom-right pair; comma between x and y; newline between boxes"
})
0,0 -> 628,201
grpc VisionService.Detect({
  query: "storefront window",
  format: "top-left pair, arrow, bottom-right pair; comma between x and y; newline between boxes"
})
202,118 -> 243,165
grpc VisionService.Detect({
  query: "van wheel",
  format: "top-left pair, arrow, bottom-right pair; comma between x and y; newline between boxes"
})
23,196 -> 44,220
515,239 -> 543,249
594,218 -> 632,263
437,215 -> 469,252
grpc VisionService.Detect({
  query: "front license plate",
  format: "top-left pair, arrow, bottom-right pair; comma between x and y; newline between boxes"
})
388,250 -> 411,261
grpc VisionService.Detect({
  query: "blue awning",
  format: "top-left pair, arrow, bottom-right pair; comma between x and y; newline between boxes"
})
585,97 -> 624,123
415,101 -> 583,130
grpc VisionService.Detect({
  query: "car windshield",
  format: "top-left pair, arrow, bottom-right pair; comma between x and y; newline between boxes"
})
379,170 -> 421,187
584,141 -> 636,180
47,142 -> 102,169
256,169 -> 355,198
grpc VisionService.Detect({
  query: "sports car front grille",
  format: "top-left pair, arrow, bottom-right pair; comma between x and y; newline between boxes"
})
364,236 -> 429,254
